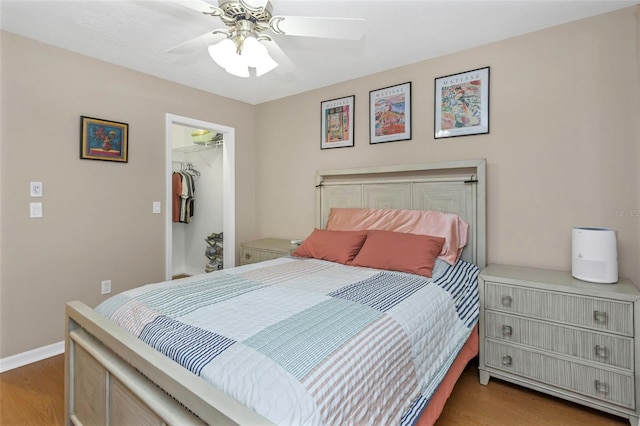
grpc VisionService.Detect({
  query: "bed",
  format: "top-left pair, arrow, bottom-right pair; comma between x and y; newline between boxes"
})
65,159 -> 487,425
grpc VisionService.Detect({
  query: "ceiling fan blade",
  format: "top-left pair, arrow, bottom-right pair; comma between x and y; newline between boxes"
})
167,31 -> 226,54
172,0 -> 218,14
270,16 -> 365,40
261,38 -> 296,74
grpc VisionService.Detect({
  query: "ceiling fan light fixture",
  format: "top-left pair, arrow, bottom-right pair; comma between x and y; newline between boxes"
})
208,29 -> 278,78
224,59 -> 250,78
242,36 -> 278,75
208,38 -> 236,69
208,38 -> 250,78
241,36 -> 263,67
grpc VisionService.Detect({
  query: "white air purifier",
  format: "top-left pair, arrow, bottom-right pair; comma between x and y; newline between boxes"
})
572,227 -> 618,284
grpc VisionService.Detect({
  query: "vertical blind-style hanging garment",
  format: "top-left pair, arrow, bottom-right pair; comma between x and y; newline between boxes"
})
179,171 -> 195,223
172,172 -> 182,222
172,164 -> 199,223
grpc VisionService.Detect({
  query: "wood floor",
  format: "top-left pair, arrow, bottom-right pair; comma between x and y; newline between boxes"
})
436,359 -> 627,425
0,355 -> 65,426
0,355 -> 629,425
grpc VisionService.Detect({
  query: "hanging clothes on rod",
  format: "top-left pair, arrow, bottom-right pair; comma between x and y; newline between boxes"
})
171,162 -> 200,223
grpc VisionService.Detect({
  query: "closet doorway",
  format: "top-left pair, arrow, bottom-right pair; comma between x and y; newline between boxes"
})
164,114 -> 236,280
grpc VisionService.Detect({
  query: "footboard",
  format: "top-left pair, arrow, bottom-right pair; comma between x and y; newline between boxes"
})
64,301 -> 272,426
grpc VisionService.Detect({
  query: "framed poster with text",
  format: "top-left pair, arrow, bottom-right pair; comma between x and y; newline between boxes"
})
369,82 -> 411,144
321,95 -> 355,149
435,67 -> 489,139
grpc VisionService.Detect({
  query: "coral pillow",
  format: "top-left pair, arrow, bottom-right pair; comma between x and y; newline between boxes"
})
350,230 -> 445,277
291,228 -> 368,264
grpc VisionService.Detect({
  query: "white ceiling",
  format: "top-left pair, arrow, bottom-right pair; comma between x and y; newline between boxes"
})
1,0 -> 638,105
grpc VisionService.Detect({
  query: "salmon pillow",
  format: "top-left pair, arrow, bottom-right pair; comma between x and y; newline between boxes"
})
350,230 -> 445,277
326,208 -> 468,265
291,229 -> 368,264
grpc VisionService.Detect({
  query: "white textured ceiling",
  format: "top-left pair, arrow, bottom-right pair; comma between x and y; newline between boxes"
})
1,0 -> 638,104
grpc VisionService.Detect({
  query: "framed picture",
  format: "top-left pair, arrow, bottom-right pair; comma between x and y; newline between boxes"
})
321,95 -> 355,149
434,67 -> 490,139
80,116 -> 129,162
369,82 -> 411,144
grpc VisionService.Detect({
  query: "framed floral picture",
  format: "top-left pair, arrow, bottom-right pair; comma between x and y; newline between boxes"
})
80,116 -> 129,162
321,95 -> 355,149
434,67 -> 490,139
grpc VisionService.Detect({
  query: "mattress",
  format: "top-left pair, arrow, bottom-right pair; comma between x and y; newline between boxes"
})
96,256 -> 479,425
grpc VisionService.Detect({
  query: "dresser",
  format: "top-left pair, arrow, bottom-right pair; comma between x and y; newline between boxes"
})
479,264 -> 640,425
240,238 -> 298,265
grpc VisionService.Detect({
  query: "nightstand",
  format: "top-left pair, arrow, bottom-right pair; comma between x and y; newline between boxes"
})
240,238 -> 298,265
479,264 -> 640,426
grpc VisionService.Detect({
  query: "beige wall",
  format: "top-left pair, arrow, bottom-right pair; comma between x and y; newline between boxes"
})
0,32 -> 257,358
256,7 -> 640,285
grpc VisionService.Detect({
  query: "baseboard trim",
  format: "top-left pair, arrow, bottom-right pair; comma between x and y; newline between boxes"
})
0,341 -> 64,373
185,267 -> 205,276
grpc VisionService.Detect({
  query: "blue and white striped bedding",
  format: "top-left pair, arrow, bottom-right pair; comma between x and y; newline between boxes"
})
96,257 -> 479,425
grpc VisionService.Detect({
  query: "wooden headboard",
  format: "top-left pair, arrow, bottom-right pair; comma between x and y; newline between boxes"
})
315,159 -> 486,269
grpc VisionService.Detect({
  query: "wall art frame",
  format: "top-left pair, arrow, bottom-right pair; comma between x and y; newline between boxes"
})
369,81 -> 411,144
80,116 -> 129,162
434,66 -> 490,139
320,95 -> 355,149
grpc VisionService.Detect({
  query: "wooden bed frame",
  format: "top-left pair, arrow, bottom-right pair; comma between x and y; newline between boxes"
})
65,159 -> 487,425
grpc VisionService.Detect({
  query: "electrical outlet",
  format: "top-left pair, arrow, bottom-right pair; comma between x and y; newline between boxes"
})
101,280 -> 111,295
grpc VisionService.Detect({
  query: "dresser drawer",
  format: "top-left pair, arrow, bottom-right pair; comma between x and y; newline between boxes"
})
485,282 -> 634,336
485,340 -> 635,409
485,311 -> 634,370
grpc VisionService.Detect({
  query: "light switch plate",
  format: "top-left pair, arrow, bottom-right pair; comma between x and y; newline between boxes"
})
30,202 -> 43,218
152,201 -> 161,214
30,181 -> 43,197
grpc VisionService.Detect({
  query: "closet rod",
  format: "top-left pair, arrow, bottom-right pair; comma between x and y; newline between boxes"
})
172,161 -> 200,175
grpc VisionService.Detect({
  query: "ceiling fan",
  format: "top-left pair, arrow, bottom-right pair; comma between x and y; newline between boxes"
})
170,0 -> 365,78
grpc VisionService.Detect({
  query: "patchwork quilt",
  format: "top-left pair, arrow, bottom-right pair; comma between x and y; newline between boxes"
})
96,257 -> 479,425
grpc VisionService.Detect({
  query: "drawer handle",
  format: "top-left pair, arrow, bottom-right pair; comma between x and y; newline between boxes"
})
594,345 -> 609,359
245,253 -> 252,260
501,355 -> 512,366
501,325 -> 513,337
595,380 -> 609,395
501,295 -> 513,307
593,310 -> 608,324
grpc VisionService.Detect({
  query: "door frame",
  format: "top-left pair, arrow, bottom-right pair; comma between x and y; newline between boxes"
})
165,113 -> 236,280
